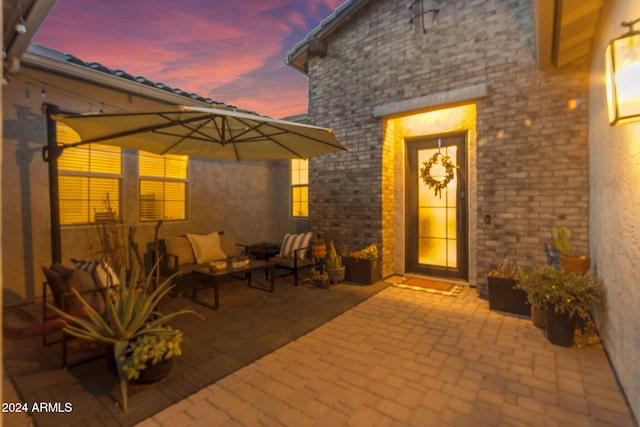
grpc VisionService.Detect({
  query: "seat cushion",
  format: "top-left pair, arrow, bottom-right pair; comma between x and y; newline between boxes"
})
44,265 -> 106,316
64,269 -> 106,315
219,231 -> 239,257
165,236 -> 196,265
42,266 -> 70,306
271,256 -> 313,269
187,232 -> 227,264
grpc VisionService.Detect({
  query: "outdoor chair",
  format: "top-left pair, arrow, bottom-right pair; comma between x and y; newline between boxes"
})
270,232 -> 315,286
156,230 -> 249,296
42,264 -> 110,368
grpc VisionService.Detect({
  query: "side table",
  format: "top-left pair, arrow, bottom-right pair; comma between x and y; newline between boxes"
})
248,242 -> 281,260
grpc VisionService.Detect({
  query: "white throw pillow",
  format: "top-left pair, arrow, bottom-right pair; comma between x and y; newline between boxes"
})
187,232 -> 227,264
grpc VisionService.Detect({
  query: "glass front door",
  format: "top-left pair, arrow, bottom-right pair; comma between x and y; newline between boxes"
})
406,134 -> 467,279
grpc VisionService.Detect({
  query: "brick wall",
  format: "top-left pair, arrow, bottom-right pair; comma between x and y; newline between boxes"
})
306,0 -> 590,291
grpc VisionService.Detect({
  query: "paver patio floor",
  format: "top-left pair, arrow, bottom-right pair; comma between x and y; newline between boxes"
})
3,279 -> 637,426
2,273 -> 387,426
138,285 -> 637,427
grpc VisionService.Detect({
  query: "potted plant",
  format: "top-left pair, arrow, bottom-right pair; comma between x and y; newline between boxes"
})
47,263 -> 202,411
552,226 -> 590,273
309,266 -> 330,288
542,269 -> 604,347
517,265 -> 605,346
311,235 -> 327,259
487,258 -> 529,316
325,240 -> 345,284
341,244 -> 380,285
515,266 -> 553,328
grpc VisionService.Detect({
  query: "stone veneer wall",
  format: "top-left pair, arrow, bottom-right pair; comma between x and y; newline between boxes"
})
306,0 -> 590,291
588,0 -> 640,420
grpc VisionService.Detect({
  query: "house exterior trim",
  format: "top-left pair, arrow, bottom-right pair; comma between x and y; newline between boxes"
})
372,84 -> 489,119
284,0 -> 370,73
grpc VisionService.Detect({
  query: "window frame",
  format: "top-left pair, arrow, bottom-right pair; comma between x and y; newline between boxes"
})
290,158 -> 309,218
56,121 -> 124,226
138,151 -> 189,222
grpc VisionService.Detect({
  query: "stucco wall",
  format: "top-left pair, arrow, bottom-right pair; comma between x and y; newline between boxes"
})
589,0 -> 640,419
2,65 -> 299,306
306,0 -> 590,289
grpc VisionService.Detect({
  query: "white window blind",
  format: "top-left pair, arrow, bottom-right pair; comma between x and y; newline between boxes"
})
139,151 -> 188,221
290,159 -> 308,217
56,122 -> 122,225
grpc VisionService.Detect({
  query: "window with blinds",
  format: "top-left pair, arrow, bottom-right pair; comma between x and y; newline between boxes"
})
57,122 -> 122,225
139,151 -> 188,221
290,159 -> 308,217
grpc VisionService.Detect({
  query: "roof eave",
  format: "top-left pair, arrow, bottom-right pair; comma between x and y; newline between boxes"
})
284,0 -> 370,75
3,0 -> 58,64
21,44 -> 212,106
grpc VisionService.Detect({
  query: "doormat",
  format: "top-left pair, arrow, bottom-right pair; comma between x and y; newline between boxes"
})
393,277 -> 462,297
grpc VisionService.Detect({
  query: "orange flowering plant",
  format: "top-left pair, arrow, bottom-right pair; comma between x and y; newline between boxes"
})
341,244 -> 379,260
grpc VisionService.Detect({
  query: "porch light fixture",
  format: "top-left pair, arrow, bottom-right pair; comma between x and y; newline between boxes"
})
409,0 -> 438,34
605,18 -> 640,125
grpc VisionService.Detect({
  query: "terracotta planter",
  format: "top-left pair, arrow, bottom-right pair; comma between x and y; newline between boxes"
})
546,308 -> 576,347
560,256 -> 590,274
531,306 -> 547,329
487,277 -> 530,317
343,257 -> 380,285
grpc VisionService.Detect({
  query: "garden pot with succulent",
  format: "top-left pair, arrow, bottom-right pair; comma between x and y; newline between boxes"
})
48,263 -> 202,411
487,258 -> 529,317
325,240 -> 345,284
553,226 -> 590,274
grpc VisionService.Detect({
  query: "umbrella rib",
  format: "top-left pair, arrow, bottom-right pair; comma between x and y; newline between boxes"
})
158,118 -> 217,155
223,116 -> 241,161
227,118 -> 346,156
226,118 -> 305,158
64,114 -> 207,148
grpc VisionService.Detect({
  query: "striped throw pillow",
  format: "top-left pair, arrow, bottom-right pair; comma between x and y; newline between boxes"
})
279,232 -> 312,259
72,258 -> 120,288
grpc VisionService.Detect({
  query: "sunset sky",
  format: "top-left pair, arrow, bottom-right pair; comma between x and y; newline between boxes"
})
33,0 -> 345,118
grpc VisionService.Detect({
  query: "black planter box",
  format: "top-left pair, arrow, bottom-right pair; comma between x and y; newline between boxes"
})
487,276 -> 530,317
343,257 -> 380,285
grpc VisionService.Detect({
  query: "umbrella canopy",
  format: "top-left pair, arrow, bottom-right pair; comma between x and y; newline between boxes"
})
52,105 -> 348,160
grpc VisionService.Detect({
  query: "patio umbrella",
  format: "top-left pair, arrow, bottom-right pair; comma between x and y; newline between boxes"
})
52,105 -> 348,160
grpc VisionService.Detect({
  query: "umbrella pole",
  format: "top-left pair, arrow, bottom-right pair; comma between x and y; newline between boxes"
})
42,103 -> 62,264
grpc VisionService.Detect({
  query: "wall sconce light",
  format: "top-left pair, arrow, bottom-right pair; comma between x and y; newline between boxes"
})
409,0 -> 438,34
605,18 -> 640,125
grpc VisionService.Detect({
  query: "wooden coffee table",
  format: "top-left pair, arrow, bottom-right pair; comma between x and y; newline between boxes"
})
191,259 -> 274,309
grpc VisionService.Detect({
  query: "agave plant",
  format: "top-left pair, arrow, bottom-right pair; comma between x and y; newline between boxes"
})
47,262 -> 202,411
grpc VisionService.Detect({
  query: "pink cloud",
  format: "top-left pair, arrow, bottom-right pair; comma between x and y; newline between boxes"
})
33,1 -> 340,117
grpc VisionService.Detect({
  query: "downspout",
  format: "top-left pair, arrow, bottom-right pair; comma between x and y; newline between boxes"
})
42,103 -> 62,263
